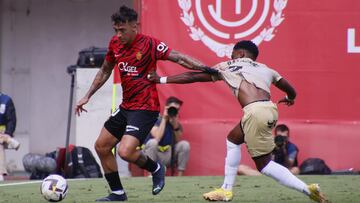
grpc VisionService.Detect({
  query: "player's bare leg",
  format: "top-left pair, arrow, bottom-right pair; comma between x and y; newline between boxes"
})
203,123 -> 244,201
117,135 -> 142,162
119,135 -> 166,195
254,154 -> 328,202
95,127 -> 127,201
95,127 -> 119,173
237,164 -> 261,176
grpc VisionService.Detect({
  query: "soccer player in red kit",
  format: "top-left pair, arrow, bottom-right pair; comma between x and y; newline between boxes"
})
75,5 -> 208,201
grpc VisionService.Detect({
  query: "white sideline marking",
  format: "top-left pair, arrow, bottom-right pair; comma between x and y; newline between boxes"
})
0,180 -> 42,187
0,178 -> 88,187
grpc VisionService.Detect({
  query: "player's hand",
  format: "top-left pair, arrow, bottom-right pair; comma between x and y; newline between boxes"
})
278,97 -> 295,106
75,96 -> 89,116
147,71 -> 160,83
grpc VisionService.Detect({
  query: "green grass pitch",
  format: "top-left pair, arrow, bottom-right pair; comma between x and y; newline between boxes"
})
0,175 -> 359,202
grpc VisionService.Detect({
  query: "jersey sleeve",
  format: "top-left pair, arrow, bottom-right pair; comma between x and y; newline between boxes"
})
271,69 -> 283,83
287,143 -> 298,161
105,37 -> 116,63
288,151 -> 298,161
210,61 -> 227,81
210,73 -> 221,82
151,37 -> 172,60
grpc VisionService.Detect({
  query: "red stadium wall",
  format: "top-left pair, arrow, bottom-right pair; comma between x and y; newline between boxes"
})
138,0 -> 360,175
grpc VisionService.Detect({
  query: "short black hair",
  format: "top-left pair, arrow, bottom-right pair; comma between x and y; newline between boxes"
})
166,96 -> 183,106
233,40 -> 259,60
111,5 -> 138,24
275,124 -> 290,133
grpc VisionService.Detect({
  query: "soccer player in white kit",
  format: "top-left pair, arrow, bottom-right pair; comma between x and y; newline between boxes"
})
147,41 -> 327,203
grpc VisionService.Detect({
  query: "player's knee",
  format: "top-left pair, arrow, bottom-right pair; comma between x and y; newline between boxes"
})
118,146 -> 133,161
253,153 -> 272,171
227,133 -> 243,145
177,140 -> 190,152
94,140 -> 108,156
227,125 -> 244,145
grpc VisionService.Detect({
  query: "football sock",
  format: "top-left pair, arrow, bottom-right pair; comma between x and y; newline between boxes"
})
261,160 -> 310,195
221,139 -> 241,191
104,171 -> 124,193
137,155 -> 159,173
153,162 -> 161,173
111,190 -> 125,195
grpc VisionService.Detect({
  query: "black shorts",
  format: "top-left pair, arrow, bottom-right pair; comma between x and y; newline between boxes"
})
104,107 -> 159,144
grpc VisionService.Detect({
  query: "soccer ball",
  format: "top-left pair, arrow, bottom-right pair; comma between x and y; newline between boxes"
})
41,174 -> 68,202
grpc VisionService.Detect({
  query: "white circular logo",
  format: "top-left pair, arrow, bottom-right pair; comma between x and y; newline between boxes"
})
178,0 -> 288,58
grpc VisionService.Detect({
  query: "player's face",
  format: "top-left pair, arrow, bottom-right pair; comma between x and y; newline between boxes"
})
113,22 -> 137,45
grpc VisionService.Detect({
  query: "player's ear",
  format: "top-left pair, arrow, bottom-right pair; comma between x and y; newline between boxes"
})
231,49 -> 244,59
239,50 -> 246,58
130,21 -> 138,30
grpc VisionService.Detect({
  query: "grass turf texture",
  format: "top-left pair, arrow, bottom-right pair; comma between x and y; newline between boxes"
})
0,175 -> 359,203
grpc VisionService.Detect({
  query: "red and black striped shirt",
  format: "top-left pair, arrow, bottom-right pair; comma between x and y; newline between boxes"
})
105,34 -> 171,111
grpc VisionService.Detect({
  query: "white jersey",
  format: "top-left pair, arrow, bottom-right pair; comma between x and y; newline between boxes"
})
211,58 -> 282,97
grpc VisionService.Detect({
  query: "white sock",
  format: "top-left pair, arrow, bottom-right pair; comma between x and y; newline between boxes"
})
221,140 -> 241,191
112,190 -> 125,195
261,161 -> 310,196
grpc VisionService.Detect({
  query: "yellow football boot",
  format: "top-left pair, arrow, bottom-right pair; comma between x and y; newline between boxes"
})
308,184 -> 328,203
203,188 -> 233,202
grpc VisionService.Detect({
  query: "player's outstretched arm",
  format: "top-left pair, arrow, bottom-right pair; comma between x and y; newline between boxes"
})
274,78 -> 297,106
147,71 -> 216,84
167,50 -> 208,71
75,60 -> 114,116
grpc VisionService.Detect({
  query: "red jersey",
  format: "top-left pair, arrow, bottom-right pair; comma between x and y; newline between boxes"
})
105,34 -> 171,111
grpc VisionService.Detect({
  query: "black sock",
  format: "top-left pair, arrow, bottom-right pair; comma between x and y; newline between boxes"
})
138,156 -> 158,173
104,172 -> 123,191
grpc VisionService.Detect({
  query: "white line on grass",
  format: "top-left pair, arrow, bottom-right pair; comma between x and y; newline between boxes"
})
0,180 -> 42,187
0,178 -> 88,187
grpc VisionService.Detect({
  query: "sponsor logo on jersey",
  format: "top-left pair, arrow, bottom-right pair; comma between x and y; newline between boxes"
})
228,65 -> 243,72
118,61 -> 139,76
136,51 -> 142,60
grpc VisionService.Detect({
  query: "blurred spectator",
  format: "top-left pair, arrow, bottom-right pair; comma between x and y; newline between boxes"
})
143,96 -> 190,176
272,124 -> 300,174
0,92 -> 20,181
238,124 -> 300,175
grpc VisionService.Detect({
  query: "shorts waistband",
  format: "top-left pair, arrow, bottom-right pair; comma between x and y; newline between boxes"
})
243,100 -> 274,111
243,99 -> 270,107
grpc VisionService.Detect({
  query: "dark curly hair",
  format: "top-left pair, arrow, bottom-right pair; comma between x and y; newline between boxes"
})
233,40 -> 259,60
111,5 -> 138,24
